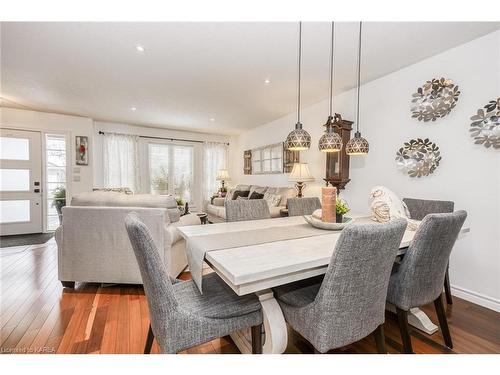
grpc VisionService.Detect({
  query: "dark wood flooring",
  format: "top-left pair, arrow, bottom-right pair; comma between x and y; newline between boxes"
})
1,240 -> 499,354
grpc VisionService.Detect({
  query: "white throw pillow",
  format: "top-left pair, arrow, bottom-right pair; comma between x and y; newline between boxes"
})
369,186 -> 420,230
263,192 -> 282,208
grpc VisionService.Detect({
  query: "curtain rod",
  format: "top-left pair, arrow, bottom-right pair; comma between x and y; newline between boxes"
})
98,131 -> 229,146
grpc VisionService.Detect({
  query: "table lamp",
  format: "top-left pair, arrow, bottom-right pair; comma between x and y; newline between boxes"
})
288,163 -> 314,197
216,169 -> 230,195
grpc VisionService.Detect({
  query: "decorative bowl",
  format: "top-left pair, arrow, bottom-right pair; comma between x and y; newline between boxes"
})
304,215 -> 354,230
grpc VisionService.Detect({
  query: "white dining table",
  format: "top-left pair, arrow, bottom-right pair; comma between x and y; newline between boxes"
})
177,213 -> 470,354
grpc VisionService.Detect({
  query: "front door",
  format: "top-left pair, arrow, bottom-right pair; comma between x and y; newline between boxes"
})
0,128 -> 43,235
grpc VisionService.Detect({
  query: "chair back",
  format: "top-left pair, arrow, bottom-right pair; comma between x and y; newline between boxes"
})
125,213 -> 178,350
225,199 -> 271,222
313,219 -> 407,348
389,211 -> 466,309
287,197 -> 321,216
403,198 -> 454,220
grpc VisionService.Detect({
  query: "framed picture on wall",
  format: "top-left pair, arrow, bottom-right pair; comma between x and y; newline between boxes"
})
75,136 -> 89,165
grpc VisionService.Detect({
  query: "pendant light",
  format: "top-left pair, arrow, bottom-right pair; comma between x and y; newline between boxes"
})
345,22 -> 370,155
285,22 -> 311,151
318,22 -> 343,152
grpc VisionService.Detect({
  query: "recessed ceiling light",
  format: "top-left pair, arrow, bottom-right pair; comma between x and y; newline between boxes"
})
264,79 -> 271,84
210,118 -> 215,122
131,107 -> 137,111
135,45 -> 145,53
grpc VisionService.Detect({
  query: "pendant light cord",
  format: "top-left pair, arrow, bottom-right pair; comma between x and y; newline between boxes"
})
297,21 -> 302,124
329,22 -> 334,118
355,21 -> 363,133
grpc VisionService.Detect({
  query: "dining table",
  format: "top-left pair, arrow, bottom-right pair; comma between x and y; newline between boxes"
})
177,213 -> 470,354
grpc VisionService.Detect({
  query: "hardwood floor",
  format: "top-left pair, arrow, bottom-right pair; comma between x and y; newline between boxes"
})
1,240 -> 499,354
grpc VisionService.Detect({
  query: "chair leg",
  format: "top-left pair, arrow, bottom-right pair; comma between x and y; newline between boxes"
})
396,307 -> 413,354
444,266 -> 453,305
251,324 -> 263,354
144,324 -> 154,354
434,294 -> 453,349
373,324 -> 387,354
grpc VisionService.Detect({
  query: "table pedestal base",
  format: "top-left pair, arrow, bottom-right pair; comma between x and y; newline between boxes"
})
386,303 -> 438,334
230,289 -> 287,354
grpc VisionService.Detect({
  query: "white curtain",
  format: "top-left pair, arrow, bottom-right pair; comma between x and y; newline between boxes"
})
102,132 -> 140,192
202,142 -> 228,200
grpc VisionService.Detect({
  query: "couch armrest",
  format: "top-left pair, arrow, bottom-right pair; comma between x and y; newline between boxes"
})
213,197 -> 225,207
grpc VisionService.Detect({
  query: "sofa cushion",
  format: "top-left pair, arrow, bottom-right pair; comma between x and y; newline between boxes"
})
71,192 -> 180,222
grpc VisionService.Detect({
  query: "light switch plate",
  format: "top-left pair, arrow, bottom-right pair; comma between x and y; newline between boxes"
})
73,175 -> 81,182
73,167 -> 81,174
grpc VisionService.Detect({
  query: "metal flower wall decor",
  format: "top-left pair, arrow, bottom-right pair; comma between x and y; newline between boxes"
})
469,98 -> 500,149
395,138 -> 441,178
411,78 -> 460,122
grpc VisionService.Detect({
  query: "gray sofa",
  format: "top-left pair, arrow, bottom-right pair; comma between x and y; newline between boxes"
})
206,184 -> 296,223
55,191 -> 200,287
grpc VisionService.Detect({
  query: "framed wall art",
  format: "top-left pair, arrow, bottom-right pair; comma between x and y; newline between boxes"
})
75,136 -> 89,165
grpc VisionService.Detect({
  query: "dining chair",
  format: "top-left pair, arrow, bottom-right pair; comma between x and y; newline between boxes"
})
387,211 -> 467,353
403,198 -> 455,304
225,199 -> 271,222
125,213 -> 263,354
287,197 -> 321,216
273,219 -> 407,354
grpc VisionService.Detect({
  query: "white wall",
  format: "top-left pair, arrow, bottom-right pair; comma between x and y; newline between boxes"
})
0,107 -> 94,199
233,31 -> 500,310
93,121 -> 234,210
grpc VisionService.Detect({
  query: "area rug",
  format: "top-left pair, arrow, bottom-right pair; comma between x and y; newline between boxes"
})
0,233 -> 54,248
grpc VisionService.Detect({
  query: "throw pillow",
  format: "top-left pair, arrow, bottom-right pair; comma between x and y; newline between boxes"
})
249,192 -> 264,199
232,190 -> 250,200
369,185 -> 420,231
263,192 -> 281,207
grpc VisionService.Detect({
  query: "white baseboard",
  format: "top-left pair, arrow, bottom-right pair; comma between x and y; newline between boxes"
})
451,284 -> 500,312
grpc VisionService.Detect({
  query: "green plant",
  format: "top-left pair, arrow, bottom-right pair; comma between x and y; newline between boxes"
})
52,186 -> 66,225
176,198 -> 184,206
151,166 -> 169,192
336,198 -> 350,215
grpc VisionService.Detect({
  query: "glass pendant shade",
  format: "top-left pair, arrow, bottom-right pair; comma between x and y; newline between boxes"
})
345,131 -> 369,155
318,116 -> 342,152
285,122 -> 311,151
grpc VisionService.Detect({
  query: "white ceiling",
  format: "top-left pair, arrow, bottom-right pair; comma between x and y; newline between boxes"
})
1,22 -> 499,135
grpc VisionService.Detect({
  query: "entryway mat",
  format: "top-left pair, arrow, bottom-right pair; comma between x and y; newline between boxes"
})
0,233 -> 54,248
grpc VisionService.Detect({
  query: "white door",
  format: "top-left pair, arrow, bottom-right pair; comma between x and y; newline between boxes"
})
0,128 -> 43,235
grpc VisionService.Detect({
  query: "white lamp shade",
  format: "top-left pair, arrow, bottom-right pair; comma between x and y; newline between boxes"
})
216,169 -> 230,181
289,163 -> 315,182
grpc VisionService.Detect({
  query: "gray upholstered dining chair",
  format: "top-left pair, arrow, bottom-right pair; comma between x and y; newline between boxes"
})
403,198 -> 454,305
387,211 -> 467,353
225,199 -> 271,222
273,219 -> 407,354
125,213 -> 263,354
287,197 -> 322,216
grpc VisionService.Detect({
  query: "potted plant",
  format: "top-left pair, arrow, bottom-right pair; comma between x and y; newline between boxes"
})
151,166 -> 169,195
336,198 -> 350,223
51,186 -> 66,224
176,198 -> 186,214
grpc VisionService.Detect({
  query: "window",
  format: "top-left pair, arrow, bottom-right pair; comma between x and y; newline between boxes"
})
45,134 -> 66,231
149,143 -> 194,204
251,143 -> 283,174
